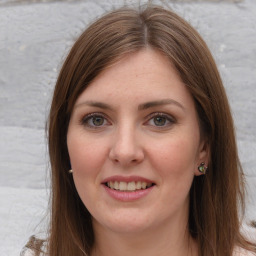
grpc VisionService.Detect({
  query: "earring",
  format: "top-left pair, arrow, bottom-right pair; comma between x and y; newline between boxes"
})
69,169 -> 73,174
198,162 -> 207,174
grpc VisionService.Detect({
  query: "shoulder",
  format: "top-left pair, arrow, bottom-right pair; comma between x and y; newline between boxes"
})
233,247 -> 256,256
20,236 -> 47,256
20,247 -> 35,256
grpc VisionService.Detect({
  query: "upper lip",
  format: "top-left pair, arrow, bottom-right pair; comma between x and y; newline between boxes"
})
101,175 -> 155,184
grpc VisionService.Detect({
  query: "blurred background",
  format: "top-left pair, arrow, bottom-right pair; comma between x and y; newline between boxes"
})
0,0 -> 255,255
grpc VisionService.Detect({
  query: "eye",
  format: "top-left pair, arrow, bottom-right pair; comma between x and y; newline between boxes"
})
152,116 -> 168,126
146,113 -> 175,128
81,113 -> 110,129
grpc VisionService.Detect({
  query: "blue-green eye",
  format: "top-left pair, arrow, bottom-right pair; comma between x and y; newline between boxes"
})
91,116 -> 105,126
153,116 -> 167,126
147,113 -> 175,128
81,113 -> 109,128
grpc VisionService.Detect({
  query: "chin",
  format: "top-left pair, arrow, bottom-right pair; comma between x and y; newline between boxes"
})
107,221 -> 151,234
93,210 -> 154,234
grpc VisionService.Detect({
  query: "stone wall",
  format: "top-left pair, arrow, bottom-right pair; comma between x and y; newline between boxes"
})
0,0 -> 244,6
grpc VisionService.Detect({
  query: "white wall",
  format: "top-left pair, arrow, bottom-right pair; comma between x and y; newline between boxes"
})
0,0 -> 255,255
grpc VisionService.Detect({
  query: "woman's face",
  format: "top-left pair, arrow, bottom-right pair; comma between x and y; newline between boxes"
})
67,48 -> 208,235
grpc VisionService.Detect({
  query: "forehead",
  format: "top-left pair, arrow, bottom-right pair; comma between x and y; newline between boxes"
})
75,48 -> 194,109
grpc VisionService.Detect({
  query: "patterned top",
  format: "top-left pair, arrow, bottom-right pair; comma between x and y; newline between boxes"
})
20,236 -> 46,256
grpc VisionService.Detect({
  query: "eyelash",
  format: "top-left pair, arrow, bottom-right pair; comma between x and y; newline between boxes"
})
145,112 -> 176,129
80,112 -> 176,129
80,112 -> 110,129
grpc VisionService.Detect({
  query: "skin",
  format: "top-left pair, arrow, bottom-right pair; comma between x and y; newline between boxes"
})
67,48 -> 209,256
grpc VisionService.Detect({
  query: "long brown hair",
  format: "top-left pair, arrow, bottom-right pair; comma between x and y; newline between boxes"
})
46,5 -> 255,256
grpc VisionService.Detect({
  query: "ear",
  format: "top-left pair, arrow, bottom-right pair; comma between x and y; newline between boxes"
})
194,139 -> 210,176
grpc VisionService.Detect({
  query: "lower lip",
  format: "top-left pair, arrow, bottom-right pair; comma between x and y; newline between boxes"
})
103,185 -> 154,202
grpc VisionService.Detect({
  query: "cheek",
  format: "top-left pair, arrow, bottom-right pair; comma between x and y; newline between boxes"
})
149,134 -> 198,178
67,132 -> 108,176
67,132 -> 108,208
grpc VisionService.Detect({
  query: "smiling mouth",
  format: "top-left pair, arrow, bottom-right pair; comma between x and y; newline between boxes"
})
104,181 -> 155,192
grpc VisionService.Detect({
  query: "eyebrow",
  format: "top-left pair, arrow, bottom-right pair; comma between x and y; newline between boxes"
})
74,101 -> 114,111
138,99 -> 185,111
74,99 -> 185,111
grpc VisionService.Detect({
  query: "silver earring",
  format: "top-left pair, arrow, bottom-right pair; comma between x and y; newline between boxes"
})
69,169 -> 73,174
198,162 -> 207,174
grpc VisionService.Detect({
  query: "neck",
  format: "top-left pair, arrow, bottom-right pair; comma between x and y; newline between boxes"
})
91,219 -> 197,256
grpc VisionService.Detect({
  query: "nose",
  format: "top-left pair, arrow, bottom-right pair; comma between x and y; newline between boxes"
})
109,124 -> 144,166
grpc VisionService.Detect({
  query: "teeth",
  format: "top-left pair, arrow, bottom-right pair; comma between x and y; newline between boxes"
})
127,181 -> 136,191
114,181 -> 119,190
107,181 -> 153,191
136,181 -> 141,189
141,181 -> 147,189
119,181 -> 127,191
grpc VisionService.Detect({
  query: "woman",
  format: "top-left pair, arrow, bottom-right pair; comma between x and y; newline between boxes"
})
21,4 -> 255,256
